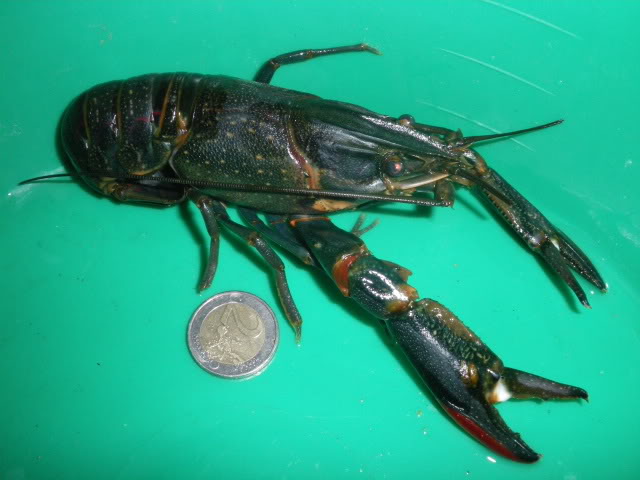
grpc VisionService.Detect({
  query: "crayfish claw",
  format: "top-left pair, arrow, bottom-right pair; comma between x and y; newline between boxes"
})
539,240 -> 591,308
474,168 -> 605,307
290,217 -> 586,462
385,299 -> 589,462
552,228 -> 607,293
442,397 -> 542,463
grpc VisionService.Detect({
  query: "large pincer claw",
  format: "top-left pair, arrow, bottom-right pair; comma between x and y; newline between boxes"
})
475,168 -> 606,307
386,299 -> 587,462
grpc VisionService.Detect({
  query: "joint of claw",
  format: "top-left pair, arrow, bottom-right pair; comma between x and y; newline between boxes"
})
332,247 -> 369,297
386,285 -> 419,314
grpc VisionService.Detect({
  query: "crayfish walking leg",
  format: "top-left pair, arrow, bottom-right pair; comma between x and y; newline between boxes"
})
289,216 -> 587,463
189,193 -> 304,341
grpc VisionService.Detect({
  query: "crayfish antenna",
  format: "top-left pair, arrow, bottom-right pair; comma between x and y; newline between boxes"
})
18,173 -> 76,184
458,120 -> 563,147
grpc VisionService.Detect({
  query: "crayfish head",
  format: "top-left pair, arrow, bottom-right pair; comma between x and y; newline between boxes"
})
296,100 -> 561,205
294,99 -> 461,199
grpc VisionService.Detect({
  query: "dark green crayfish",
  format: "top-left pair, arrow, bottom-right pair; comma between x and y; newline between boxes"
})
28,44 -> 607,462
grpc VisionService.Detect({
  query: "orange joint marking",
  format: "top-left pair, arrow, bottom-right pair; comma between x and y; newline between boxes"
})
174,130 -> 192,149
286,120 -> 320,189
385,284 -> 419,314
332,246 -> 369,297
474,152 -> 489,175
311,198 -> 355,213
156,75 -> 174,133
130,166 -> 160,176
288,216 -> 330,228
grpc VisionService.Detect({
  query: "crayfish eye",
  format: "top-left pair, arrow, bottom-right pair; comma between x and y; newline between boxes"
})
383,155 -> 405,177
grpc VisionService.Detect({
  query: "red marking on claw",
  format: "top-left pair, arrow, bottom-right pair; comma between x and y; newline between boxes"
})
445,407 -> 538,463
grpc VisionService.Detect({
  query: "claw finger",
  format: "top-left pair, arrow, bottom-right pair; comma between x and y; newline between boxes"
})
553,229 -> 607,292
540,241 -> 591,308
475,168 -> 605,306
501,367 -> 588,400
443,402 -> 541,463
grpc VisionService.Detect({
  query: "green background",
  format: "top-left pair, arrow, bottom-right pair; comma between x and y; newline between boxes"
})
2,1 -> 639,478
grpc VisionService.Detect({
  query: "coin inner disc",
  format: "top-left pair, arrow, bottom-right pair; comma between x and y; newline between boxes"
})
197,302 -> 266,366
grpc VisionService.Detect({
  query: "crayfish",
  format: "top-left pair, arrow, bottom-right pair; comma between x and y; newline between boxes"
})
24,44 -> 606,462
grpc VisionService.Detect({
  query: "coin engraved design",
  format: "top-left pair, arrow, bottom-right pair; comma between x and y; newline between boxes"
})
188,291 -> 279,379
198,303 -> 265,365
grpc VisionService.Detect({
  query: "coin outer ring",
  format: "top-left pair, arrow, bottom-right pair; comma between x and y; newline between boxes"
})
188,291 -> 279,380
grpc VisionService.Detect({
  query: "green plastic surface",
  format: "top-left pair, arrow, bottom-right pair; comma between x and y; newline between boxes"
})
2,1 -> 639,478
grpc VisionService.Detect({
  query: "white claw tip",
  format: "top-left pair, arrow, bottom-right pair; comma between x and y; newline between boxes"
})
489,378 -> 513,404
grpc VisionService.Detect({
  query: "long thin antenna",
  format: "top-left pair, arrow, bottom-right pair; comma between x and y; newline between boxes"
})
19,172 -> 448,207
459,120 -> 563,146
19,173 -> 76,184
